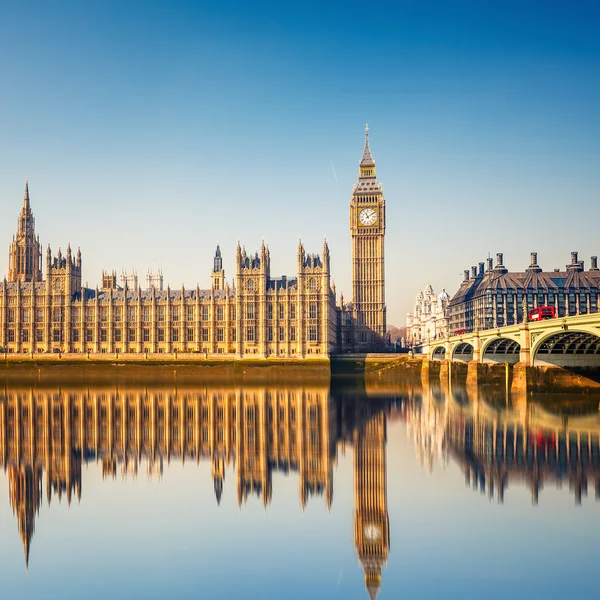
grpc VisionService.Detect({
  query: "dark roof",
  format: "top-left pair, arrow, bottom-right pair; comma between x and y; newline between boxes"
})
72,288 -> 233,302
266,278 -> 297,291
449,269 -> 600,306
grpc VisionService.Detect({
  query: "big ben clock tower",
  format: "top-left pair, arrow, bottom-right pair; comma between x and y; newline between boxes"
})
350,125 -> 386,351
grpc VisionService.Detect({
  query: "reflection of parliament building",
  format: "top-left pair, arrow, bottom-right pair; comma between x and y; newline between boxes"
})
0,384 -> 390,599
405,384 -> 600,505
0,128 -> 386,356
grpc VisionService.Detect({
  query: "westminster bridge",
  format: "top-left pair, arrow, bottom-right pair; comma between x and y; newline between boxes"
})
429,312 -> 600,368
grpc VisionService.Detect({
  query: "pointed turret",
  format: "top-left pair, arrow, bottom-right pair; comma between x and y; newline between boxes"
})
23,178 -> 30,209
359,124 -> 376,174
8,178 -> 43,282
212,245 -> 225,290
213,245 -> 223,272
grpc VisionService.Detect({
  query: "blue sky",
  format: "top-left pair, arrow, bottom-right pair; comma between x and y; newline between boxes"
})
1,1 -> 599,324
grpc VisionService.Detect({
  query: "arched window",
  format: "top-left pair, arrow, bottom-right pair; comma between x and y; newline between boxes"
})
247,280 -> 255,292
309,278 -> 317,291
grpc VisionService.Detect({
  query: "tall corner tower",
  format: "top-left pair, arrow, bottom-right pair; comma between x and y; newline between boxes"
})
211,244 -> 225,290
8,179 -> 42,283
350,125 -> 386,351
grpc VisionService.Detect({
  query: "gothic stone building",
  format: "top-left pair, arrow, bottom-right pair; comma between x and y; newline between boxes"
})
0,130 -> 387,356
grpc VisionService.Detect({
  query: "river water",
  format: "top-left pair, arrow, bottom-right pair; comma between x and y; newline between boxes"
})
0,376 -> 598,599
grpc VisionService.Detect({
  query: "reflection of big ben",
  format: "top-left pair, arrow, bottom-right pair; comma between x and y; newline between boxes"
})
354,407 -> 390,600
350,125 -> 386,351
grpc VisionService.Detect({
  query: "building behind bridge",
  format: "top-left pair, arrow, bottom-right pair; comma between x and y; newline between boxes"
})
448,252 -> 600,334
406,283 -> 450,350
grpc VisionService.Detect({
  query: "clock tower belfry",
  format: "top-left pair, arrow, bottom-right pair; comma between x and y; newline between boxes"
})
350,125 -> 386,351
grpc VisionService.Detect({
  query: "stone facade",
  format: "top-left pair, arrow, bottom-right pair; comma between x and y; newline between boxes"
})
448,252 -> 600,334
0,130 -> 387,356
406,284 -> 449,349
339,125 -> 387,353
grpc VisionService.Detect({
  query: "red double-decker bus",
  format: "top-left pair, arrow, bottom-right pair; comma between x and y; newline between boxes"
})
528,306 -> 555,321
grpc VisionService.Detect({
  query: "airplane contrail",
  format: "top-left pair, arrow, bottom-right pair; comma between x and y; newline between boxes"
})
336,565 -> 344,590
330,162 -> 338,181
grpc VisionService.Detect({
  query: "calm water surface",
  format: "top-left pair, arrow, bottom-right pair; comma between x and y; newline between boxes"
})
1,376 -> 599,599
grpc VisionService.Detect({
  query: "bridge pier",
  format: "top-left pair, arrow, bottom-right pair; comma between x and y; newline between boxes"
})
466,360 -> 480,387
511,362 -> 528,393
421,358 -> 441,382
466,360 -> 509,388
472,331 -> 481,363
439,359 -> 450,383
519,323 -> 531,366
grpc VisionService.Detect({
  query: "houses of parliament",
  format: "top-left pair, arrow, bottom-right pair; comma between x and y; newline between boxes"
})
0,128 -> 387,357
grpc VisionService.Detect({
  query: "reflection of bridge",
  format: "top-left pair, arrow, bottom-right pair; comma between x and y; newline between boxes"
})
0,384 -> 393,600
429,312 -> 600,367
405,381 -> 600,505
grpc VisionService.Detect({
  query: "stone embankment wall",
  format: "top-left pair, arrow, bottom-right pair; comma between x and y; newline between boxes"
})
418,357 -> 600,394
0,353 -> 330,385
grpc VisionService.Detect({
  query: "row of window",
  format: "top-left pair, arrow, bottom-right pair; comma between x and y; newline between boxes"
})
2,302 -> 324,324
5,401 -> 321,423
3,325 -> 322,344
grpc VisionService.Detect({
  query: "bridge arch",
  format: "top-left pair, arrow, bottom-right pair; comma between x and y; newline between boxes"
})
432,346 -> 446,360
451,342 -> 474,362
532,327 -> 600,367
481,337 -> 521,364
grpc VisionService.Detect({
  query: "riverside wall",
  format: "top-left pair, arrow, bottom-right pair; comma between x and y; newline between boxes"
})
417,357 -> 600,394
0,352 -> 331,385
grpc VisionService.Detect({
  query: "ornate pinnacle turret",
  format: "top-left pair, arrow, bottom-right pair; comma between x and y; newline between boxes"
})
214,244 -> 223,273
360,124 -> 375,169
23,178 -> 30,209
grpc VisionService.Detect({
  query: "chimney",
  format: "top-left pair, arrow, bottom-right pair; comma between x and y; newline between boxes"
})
478,262 -> 484,277
567,251 -> 583,271
463,269 -> 470,282
486,257 -> 493,272
528,251 -> 542,273
471,266 -> 477,279
591,256 -> 598,271
494,252 -> 508,274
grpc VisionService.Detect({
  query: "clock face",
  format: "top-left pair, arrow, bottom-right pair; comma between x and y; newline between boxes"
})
358,207 -> 377,226
363,524 -> 382,542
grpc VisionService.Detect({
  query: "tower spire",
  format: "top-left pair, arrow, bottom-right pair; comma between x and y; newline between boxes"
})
8,178 -> 42,282
360,124 -> 375,170
23,177 -> 30,209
